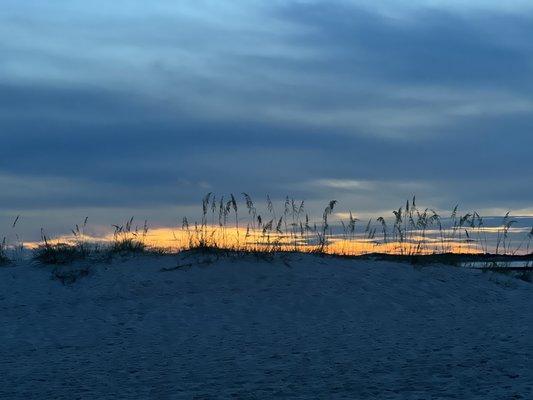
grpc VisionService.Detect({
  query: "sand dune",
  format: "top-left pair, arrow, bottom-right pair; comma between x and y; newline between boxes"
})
0,253 -> 531,399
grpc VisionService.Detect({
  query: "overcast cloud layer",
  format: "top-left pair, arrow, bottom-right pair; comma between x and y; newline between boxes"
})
1,1 -> 532,237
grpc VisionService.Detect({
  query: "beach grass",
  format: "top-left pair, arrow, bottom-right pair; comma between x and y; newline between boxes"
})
2,193 -> 532,266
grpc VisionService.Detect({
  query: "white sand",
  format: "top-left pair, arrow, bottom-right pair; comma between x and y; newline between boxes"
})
0,252 -> 531,399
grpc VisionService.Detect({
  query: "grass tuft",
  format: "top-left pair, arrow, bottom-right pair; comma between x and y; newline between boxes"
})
33,242 -> 89,265
108,238 -> 147,254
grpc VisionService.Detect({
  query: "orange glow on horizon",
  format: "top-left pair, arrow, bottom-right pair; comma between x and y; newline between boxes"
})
25,225 -> 487,256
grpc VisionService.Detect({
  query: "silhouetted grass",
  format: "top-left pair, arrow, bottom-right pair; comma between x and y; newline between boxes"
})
109,238 -> 147,254
181,193 -> 533,258
5,193 -> 533,268
107,217 -> 151,255
33,227 -> 92,265
34,242 -> 89,265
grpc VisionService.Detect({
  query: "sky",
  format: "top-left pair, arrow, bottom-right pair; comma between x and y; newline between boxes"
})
1,0 -> 533,238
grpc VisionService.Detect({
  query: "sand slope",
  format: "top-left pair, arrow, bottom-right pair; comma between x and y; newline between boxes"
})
0,253 -> 531,399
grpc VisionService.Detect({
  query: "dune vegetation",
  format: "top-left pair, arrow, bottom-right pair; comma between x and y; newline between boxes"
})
1,194 -> 533,266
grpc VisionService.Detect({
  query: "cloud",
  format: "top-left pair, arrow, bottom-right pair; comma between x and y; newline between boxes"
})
0,1 -> 532,237
311,179 -> 375,191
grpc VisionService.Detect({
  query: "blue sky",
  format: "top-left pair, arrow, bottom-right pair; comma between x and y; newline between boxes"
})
1,1 -> 532,237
